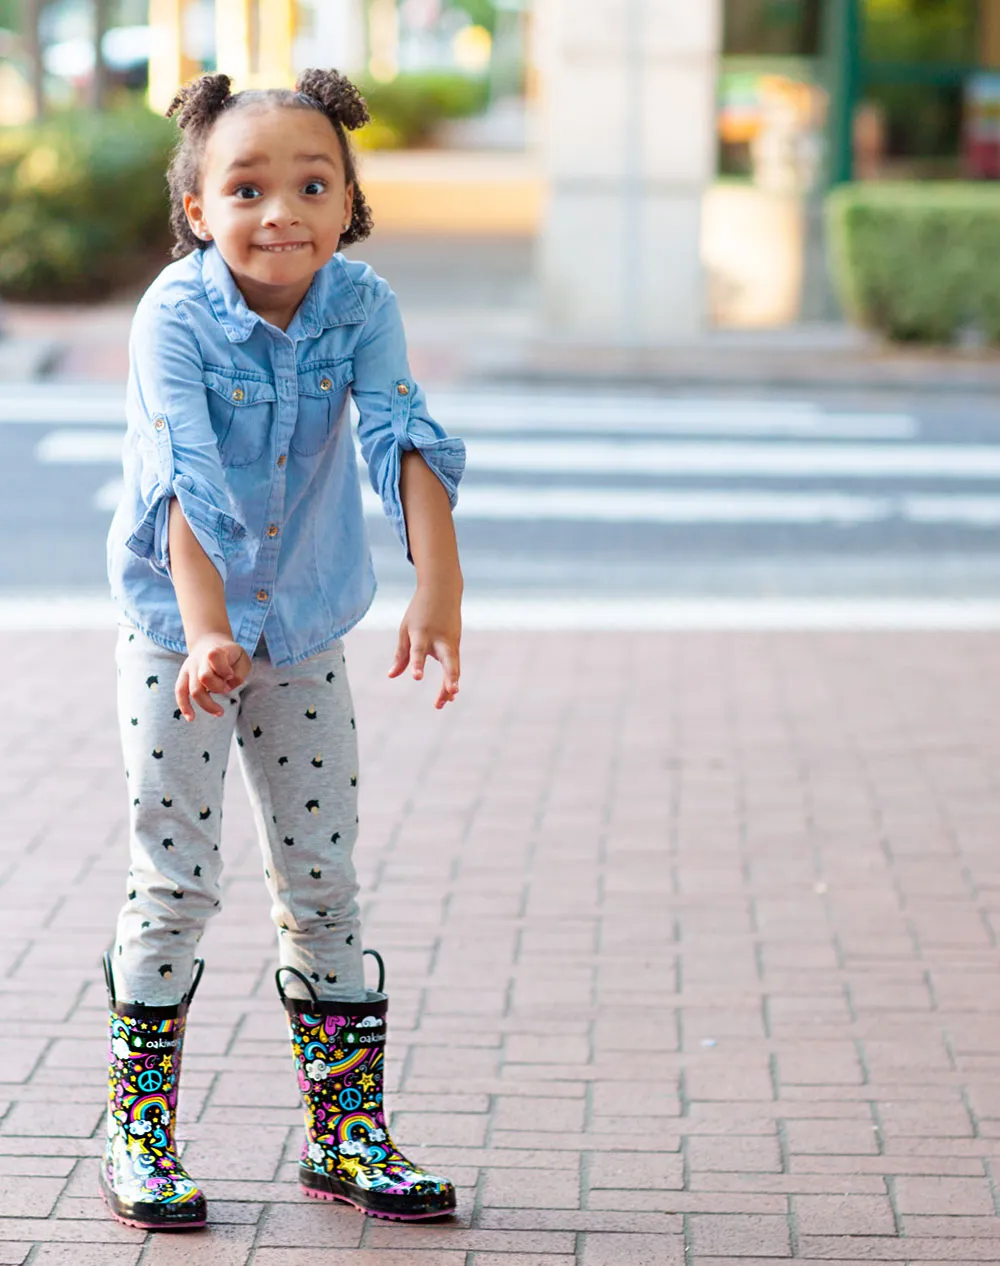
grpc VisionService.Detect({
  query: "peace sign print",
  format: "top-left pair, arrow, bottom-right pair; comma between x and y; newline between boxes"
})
137,1069 -> 163,1093
338,1087 -> 362,1111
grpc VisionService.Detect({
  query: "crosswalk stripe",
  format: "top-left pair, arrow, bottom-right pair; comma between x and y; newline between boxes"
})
466,439 -> 1000,478
7,389 -> 918,439
89,479 -> 1000,527
38,429 -> 1000,480
429,398 -> 919,439
436,486 -> 1000,526
36,430 -> 122,463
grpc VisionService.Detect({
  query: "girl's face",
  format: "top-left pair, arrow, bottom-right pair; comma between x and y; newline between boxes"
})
183,105 -> 354,311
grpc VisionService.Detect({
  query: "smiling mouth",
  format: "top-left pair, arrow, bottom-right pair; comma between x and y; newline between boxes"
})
255,243 -> 310,253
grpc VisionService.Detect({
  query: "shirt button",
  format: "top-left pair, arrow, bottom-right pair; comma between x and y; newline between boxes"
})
153,417 -> 165,431
396,382 -> 409,396
232,387 -> 245,402
319,377 -> 332,392
267,524 -> 279,538
257,589 -> 268,602
277,454 -> 286,468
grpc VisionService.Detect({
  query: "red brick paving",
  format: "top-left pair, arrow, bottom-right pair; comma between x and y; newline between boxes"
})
0,628 -> 999,1263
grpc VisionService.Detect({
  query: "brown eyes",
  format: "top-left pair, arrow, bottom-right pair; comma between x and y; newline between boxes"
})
231,180 -> 328,200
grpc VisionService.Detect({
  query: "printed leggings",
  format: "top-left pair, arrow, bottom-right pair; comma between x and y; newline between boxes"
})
111,623 -> 366,1006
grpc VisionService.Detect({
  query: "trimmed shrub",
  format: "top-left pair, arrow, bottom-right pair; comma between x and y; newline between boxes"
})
0,104 -> 176,301
354,71 -> 490,149
826,182 -> 1000,344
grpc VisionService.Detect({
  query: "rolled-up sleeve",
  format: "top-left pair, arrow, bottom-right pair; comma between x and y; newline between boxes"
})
352,280 -> 466,559
124,300 -> 246,584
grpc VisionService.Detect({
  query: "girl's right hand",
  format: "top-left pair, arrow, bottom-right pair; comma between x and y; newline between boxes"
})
175,634 -> 251,720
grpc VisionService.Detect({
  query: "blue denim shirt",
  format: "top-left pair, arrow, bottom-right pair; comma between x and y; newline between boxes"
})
106,243 -> 466,667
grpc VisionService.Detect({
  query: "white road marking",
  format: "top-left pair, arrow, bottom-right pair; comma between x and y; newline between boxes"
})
365,484 -> 1000,527
39,427 -> 1000,481
2,590 -> 1000,631
6,387 -> 918,438
0,392 -> 127,424
94,479 -> 122,512
428,398 -> 919,439
36,430 -> 123,463
91,479 -> 1000,527
465,439 -> 1000,478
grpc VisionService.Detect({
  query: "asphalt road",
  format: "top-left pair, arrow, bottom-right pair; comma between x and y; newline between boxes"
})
3,381 -> 1000,616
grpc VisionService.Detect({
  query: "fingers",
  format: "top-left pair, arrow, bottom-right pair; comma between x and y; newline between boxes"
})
175,666 -> 195,723
228,647 -> 252,688
434,641 -> 460,709
190,679 -> 226,718
207,646 -> 237,689
176,660 -> 225,720
409,636 -> 429,682
387,625 -> 410,679
198,671 -> 231,697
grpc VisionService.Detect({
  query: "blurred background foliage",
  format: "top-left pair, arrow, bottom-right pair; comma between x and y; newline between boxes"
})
354,69 -> 490,148
827,181 -> 1000,343
0,103 -> 175,300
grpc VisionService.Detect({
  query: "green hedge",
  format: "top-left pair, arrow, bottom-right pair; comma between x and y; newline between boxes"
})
826,182 -> 1000,344
355,72 -> 490,149
0,105 -> 176,301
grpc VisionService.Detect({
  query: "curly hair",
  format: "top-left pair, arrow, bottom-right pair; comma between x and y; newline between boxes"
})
164,69 -> 374,260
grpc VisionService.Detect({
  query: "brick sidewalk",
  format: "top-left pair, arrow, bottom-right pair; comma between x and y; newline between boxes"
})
1,628 -> 1000,1264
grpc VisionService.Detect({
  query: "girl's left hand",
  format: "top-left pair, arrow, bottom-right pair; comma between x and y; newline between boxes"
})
388,583 -> 462,709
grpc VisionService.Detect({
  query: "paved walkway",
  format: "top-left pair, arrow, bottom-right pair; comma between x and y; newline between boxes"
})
1,627 -> 1000,1264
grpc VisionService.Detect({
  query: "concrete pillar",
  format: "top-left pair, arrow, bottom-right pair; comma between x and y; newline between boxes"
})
309,0 -> 367,74
536,0 -> 722,345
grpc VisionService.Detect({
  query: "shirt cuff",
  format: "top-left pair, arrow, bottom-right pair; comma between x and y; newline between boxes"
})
125,474 -> 247,584
374,418 -> 466,559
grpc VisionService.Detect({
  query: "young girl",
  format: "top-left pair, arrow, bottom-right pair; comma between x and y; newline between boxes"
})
102,68 -> 465,1230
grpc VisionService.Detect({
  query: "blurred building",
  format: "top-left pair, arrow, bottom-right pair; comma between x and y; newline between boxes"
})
7,1 -> 1000,338
710,1 -> 1000,327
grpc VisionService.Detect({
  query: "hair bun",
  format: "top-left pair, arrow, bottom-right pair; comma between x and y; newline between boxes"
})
166,73 -> 233,129
296,68 -> 370,131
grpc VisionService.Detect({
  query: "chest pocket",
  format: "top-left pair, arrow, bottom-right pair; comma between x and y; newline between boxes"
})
204,369 -> 276,467
292,361 -> 353,457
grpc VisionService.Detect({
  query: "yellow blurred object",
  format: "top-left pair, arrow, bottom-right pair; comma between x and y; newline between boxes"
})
148,0 -> 201,114
0,64 -> 36,127
353,118 -> 406,150
452,24 -> 492,74
148,0 -> 297,104
15,145 -> 62,193
215,0 -> 297,89
358,150 -> 541,236
369,0 -> 400,82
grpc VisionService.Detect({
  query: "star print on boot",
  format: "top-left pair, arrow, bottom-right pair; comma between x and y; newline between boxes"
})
276,957 -> 456,1221
99,954 -> 206,1230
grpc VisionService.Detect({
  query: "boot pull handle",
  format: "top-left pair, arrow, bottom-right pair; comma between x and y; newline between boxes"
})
274,952 -> 386,1003
275,965 -> 319,1006
102,951 -> 116,1006
363,947 -> 385,994
185,958 -> 205,1007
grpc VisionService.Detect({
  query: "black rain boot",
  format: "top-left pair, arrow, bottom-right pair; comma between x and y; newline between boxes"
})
277,950 -> 456,1221
98,952 -> 208,1229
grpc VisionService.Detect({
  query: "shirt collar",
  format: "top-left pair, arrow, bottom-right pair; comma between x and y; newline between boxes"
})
201,243 -> 366,343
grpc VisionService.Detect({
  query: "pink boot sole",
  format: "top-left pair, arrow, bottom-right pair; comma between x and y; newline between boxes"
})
300,1183 -> 455,1221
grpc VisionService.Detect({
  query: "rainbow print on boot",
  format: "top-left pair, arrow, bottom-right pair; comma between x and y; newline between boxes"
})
277,956 -> 456,1220
99,954 -> 206,1230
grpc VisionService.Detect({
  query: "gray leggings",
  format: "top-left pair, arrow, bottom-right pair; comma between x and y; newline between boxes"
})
111,623 -> 366,1006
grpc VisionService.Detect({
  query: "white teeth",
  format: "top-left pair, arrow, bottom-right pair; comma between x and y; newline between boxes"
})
258,243 -> 306,252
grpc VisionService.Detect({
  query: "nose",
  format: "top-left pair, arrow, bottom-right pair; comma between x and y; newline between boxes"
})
261,196 -> 299,227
